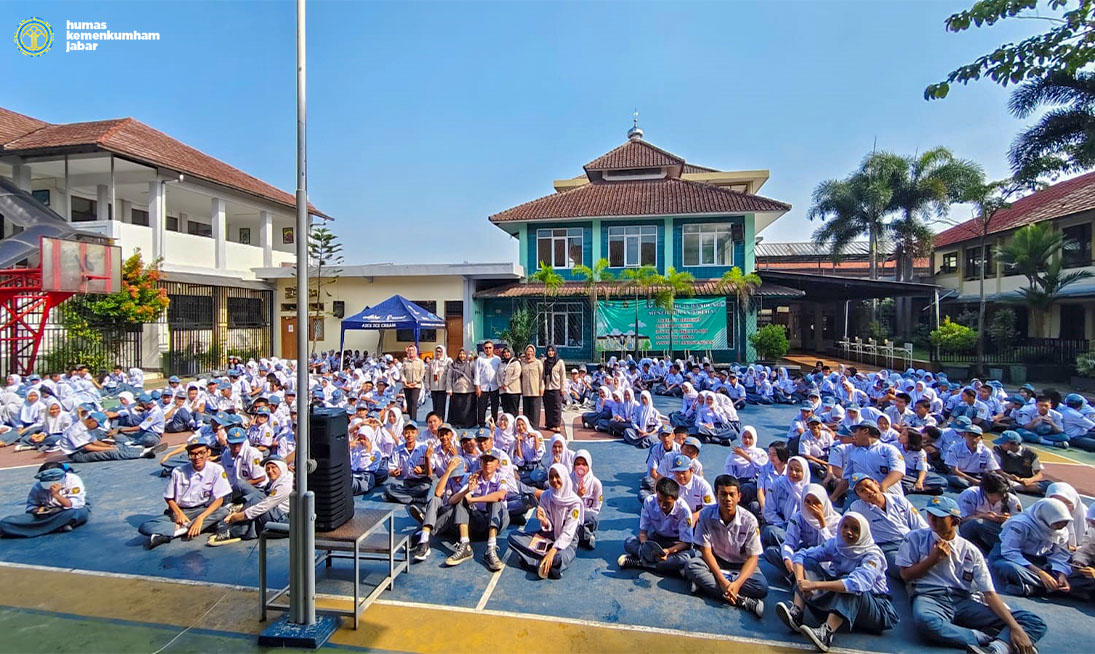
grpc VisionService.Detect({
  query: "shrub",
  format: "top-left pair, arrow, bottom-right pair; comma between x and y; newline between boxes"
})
750,324 -> 789,361
930,317 -> 977,353
1077,352 -> 1095,377
987,308 -> 1020,347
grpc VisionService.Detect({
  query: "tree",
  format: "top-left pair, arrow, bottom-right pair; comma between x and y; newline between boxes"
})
572,258 -> 615,359
715,267 -> 762,358
619,265 -> 660,356
996,222 -> 1094,334
529,263 -> 564,349
653,267 -> 695,355
307,226 -> 343,356
1008,71 -> 1095,181
925,0 -> 1095,100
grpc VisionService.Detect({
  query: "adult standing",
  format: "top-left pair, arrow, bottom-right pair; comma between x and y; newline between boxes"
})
542,346 -> 566,432
499,346 -> 522,417
520,345 -> 544,428
401,345 -> 426,423
474,341 -> 502,428
447,349 -> 477,428
427,346 -> 452,421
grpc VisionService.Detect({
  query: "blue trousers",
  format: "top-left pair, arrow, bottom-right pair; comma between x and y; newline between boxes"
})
118,429 -> 161,448
0,507 -> 90,538
581,408 -> 609,429
901,471 -> 947,495
165,408 -> 194,433
69,444 -> 144,463
352,469 -> 389,495
621,427 -> 658,449
138,504 -> 229,539
911,587 -> 1046,649
578,513 -> 598,548
217,497 -> 286,540
668,411 -> 694,428
508,530 -> 578,578
421,495 -> 458,536
383,477 -> 431,504
988,550 -> 1095,598
959,519 -> 1003,554
623,534 -> 694,576
692,421 -> 739,445
685,555 -> 769,601
797,558 -> 898,632
761,523 -> 786,549
453,499 -> 509,538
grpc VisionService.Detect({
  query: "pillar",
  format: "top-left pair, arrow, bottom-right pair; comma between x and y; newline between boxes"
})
214,285 -> 229,367
118,199 -> 131,224
12,163 -> 31,191
813,303 -> 824,353
212,197 -> 227,270
259,210 -> 274,267
662,217 -> 673,270
462,277 -> 475,351
96,184 -> 110,221
148,181 -> 165,260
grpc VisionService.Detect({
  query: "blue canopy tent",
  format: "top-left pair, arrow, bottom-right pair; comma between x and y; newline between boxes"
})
338,294 -> 446,355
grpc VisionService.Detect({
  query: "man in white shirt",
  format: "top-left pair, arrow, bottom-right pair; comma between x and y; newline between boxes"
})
474,341 -> 502,428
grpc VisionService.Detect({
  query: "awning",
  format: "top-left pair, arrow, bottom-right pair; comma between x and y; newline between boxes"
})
757,270 -> 938,301
339,294 -> 445,352
473,280 -> 804,300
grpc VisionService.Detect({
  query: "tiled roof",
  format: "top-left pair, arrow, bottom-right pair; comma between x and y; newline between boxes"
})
0,109 -> 330,219
757,241 -> 875,258
0,107 -> 48,145
474,280 -> 804,299
489,177 -> 790,223
934,171 -> 1095,248
757,258 -> 930,272
584,140 -> 686,171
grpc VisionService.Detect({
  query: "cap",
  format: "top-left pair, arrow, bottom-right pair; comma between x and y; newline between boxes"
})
87,411 -> 107,425
285,389 -> 297,396
217,381 -> 231,390
185,440 -> 210,452
571,368 -> 578,374
137,392 -> 152,403
683,436 -> 702,451
846,403 -> 861,412
925,495 -> 962,518
150,390 -> 163,400
994,430 -> 1022,445
459,431 -> 475,442
850,473 -> 873,488
478,450 -> 498,461
211,411 -> 230,425
799,401 -> 814,410
808,391 -> 821,399
962,424 -> 984,436
856,420 -> 880,434
1020,383 -> 1036,392
1007,395 -> 1025,404
168,375 -> 181,383
226,427 -> 247,444
1065,393 -> 1086,405
474,427 -> 491,440
228,369 -> 241,377
269,396 -> 281,406
806,415 -> 822,424
822,396 -> 836,407
253,406 -> 270,416
669,454 -> 692,472
952,415 -> 972,429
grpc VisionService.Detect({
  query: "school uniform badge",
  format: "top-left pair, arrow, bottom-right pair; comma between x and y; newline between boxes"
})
71,487 -> 80,494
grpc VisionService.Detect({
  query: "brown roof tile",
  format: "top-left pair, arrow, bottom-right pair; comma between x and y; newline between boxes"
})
0,107 -> 48,146
474,280 -> 804,299
489,177 -> 790,223
584,140 -> 685,171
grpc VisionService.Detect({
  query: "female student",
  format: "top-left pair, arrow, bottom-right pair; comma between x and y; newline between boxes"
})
208,459 -> 292,545
542,346 -> 566,433
0,389 -> 45,446
12,400 -> 72,452
669,383 -> 699,428
691,392 -> 734,445
572,449 -> 602,549
512,415 -> 545,482
763,483 -> 839,582
725,426 -> 768,508
0,462 -> 89,537
989,498 -> 1095,599
898,428 -> 946,495
957,472 -> 1022,553
508,463 -> 583,579
581,388 -> 612,430
492,412 -> 516,458
762,456 -> 811,548
1046,482 -> 1086,548
623,391 -> 663,449
532,434 -> 575,487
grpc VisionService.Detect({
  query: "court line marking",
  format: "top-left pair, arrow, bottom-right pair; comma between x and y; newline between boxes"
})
475,553 -> 507,610
0,560 -> 874,653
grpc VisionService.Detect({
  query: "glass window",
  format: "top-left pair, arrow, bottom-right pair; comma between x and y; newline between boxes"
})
682,223 -> 733,267
1062,223 -> 1092,268
938,252 -> 958,274
70,196 -> 97,222
964,245 -> 996,280
607,225 -> 657,267
187,221 -> 212,238
535,228 -> 583,269
31,189 -> 49,206
131,209 -> 150,227
166,216 -> 179,232
536,301 -> 584,349
396,301 -> 437,342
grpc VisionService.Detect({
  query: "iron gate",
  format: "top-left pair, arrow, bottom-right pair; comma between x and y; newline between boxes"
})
162,281 -> 272,377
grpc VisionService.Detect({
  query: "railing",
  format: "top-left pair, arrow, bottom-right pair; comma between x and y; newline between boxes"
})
933,338 -> 1093,366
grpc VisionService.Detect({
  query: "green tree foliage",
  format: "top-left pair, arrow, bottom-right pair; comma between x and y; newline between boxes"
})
749,324 -> 789,361
573,258 -> 615,357
987,307 -> 1021,345
931,317 -> 978,353
307,226 -> 343,355
1008,71 -> 1095,180
496,306 -> 536,351
653,267 -> 696,353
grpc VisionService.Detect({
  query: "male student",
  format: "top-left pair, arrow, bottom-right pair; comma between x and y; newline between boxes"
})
618,477 -> 694,576
443,450 -> 508,572
138,441 -> 232,549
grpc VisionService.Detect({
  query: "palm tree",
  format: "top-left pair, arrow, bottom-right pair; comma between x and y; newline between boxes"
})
996,223 -> 1095,336
653,267 -> 695,355
530,262 -> 564,349
715,267 -> 761,358
619,265 -> 660,356
572,258 -> 614,360
1008,71 -> 1095,182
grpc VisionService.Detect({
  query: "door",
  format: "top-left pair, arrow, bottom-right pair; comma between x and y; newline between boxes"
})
446,316 -> 463,355
1060,304 -> 1086,340
281,316 -> 297,359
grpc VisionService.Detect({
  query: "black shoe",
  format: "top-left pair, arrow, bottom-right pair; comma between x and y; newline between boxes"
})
799,624 -> 833,652
412,541 -> 431,562
407,505 -> 425,524
147,534 -> 172,550
584,533 -> 596,550
617,554 -> 641,569
445,542 -> 473,566
484,546 -> 503,572
776,601 -> 802,632
736,596 -> 764,619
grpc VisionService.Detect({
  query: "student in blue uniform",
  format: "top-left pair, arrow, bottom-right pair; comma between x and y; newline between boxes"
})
764,483 -> 839,582
208,458 -> 292,546
618,476 -> 695,577
409,454 -> 466,562
349,422 -> 388,495
139,441 -> 232,549
571,448 -> 602,549
640,428 -> 680,501
957,472 -> 1022,554
0,462 -> 89,537
221,426 -> 267,504
111,393 -> 165,447
444,450 -> 509,572
848,473 -> 927,579
988,498 -> 1095,599
509,463 -> 584,579
896,496 -> 1043,654
383,423 -> 432,505
944,425 -> 1000,490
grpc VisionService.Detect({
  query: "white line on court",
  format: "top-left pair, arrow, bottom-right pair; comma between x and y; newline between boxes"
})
475,555 -> 507,610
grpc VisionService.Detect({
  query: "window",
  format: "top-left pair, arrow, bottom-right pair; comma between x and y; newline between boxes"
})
70,196 -> 97,222
537,301 -> 584,349
131,209 -> 150,227
309,317 -> 325,341
682,223 -> 733,267
938,252 -> 958,275
536,228 -> 583,269
31,189 -> 49,206
396,300 -> 437,342
168,294 -> 214,328
963,245 -> 996,280
187,220 -> 212,238
227,297 -> 266,328
166,215 -> 179,232
1062,223 -> 1092,268
608,225 -> 657,267
444,300 -> 463,317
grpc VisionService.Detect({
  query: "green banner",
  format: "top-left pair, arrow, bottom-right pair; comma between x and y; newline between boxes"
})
595,298 -> 729,351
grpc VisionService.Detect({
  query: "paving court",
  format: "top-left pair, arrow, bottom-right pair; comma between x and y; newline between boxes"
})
0,395 -> 1093,653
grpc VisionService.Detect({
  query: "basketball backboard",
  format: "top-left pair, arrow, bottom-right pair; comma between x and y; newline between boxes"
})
40,237 -> 122,294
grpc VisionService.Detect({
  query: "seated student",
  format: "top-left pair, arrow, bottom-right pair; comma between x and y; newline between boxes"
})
409,454 -> 466,562
725,426 -> 768,508
581,388 -> 612,430
1046,482 -> 1086,550
0,462 -> 89,538
988,498 -> 1095,599
109,393 -> 165,449
159,412 -> 229,475
618,477 -> 695,577
61,411 -> 165,463
208,458 -> 292,545
922,422 -> 958,474
640,429 -> 680,501
668,383 -> 700,428
511,415 -> 545,480
221,426 -> 268,504
11,400 -> 72,452
945,423 -> 1001,491
897,496 -> 1045,654
798,416 -> 834,481
776,512 -> 898,653
383,423 -> 431,505
897,428 -> 946,495
691,392 -> 738,445
571,449 -> 602,549
509,463 -> 583,579
1059,393 -> 1095,451
163,392 -> 192,434
246,407 -> 275,453
958,472 -> 1022,554
669,453 -> 715,523
763,483 -> 839,582
531,433 -> 574,487
443,450 -> 508,572
991,430 -> 1050,496
139,441 -> 232,549
623,391 -> 664,449
0,388 -> 44,446
607,389 -> 640,439
683,475 -> 766,617
656,365 -> 684,397
1016,395 -> 1067,448
990,395 -> 1025,434
762,456 -> 811,548
848,473 -> 927,579
350,423 -> 389,495
950,388 -> 990,429
875,413 -> 900,446
832,420 -> 905,508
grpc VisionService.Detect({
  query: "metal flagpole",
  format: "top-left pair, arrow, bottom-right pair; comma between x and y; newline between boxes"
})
291,0 -> 316,627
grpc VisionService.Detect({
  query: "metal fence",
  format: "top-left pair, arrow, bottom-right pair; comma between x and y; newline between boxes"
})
934,338 -> 1093,366
160,281 -> 272,377
7,300 -> 143,378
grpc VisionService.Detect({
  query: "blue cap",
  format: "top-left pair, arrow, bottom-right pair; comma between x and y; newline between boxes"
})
850,472 -> 872,488
150,390 -> 162,400
822,396 -> 836,407
217,381 -> 231,390
670,454 -> 692,472
137,392 -> 152,403
226,427 -> 247,444
1007,395 -> 1025,404
168,375 -> 180,383
269,396 -> 281,406
1066,393 -> 1086,405
211,411 -> 230,425
856,420 -> 880,433
1020,383 -> 1036,392
995,430 -> 1022,444
952,415 -> 972,429
683,436 -> 702,451
459,430 -> 476,441
87,411 -> 108,425
285,389 -> 296,396
808,390 -> 821,398
228,369 -> 241,377
925,496 -> 962,518
35,466 -> 67,482
79,402 -> 97,411
962,424 -> 984,436
474,427 -> 491,440
253,406 -> 270,416
807,415 -> 822,424
846,403 -> 861,411
229,414 -> 244,425
799,401 -> 814,410
27,374 -> 40,382
311,387 -> 325,397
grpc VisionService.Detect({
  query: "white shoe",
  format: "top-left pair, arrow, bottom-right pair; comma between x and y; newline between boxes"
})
13,444 -> 33,452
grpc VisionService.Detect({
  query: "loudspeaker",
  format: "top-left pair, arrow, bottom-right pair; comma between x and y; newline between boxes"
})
309,407 -> 354,532
332,300 -> 345,319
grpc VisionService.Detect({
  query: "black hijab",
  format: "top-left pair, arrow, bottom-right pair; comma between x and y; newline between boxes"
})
543,346 -> 560,381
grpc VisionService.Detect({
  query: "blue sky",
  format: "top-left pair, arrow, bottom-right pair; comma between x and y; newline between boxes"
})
4,1 -> 1044,264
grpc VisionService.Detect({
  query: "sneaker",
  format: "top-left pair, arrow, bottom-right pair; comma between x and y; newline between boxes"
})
617,554 -> 641,569
965,641 -> 1012,654
1053,440 -> 1071,450
101,437 -> 116,444
12,444 -> 34,452
798,624 -> 833,652
227,503 -> 244,514
776,601 -> 802,632
737,596 -> 764,619
147,534 -> 172,550
445,542 -> 474,566
207,532 -> 241,547
45,445 -> 61,453
484,546 -> 504,572
412,541 -> 431,562
407,504 -> 425,524
584,533 -> 596,550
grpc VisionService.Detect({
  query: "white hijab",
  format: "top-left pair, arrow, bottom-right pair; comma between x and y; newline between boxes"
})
1046,482 -> 1086,547
835,512 -> 877,559
801,483 -> 840,531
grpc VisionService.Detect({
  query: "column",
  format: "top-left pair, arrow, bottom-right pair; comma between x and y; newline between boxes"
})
517,224 -> 529,274
118,199 -> 131,224
148,181 -> 165,260
813,303 -> 824,353
211,197 -> 227,270
11,163 -> 31,191
591,218 -> 602,266
662,217 -> 673,270
259,210 -> 273,267
96,184 -> 110,221
463,277 -> 475,351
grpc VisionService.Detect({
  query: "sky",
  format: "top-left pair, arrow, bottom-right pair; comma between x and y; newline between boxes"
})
4,0 -> 1050,265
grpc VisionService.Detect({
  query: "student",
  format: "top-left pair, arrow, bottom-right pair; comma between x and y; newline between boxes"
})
798,417 -> 834,481
991,430 -> 1049,496
512,415 -> 545,479
221,426 -> 267,504
777,512 -> 898,652
622,390 -> 663,449
755,441 -> 790,518
444,451 -> 509,571
848,473 -> 927,579
581,388 -> 612,430
618,477 -> 694,576
1016,395 -> 1067,448
898,428 -> 946,495
350,424 -> 389,495
988,498 -> 1095,599
111,393 -> 165,448
725,426 -> 768,507
409,455 -> 466,562
957,472 -> 1022,554
138,442 -> 232,549
0,462 -> 89,538
383,423 -> 432,505
61,412 -> 165,463
1059,393 -> 1095,451
1045,482 -> 1086,549
531,433 -> 574,487
640,429 -> 680,501
669,454 -> 715,523
11,400 -> 71,452
763,483 -> 839,582
897,496 -> 1044,654
208,458 -> 292,545
684,475 -> 766,617
945,424 -> 1000,490
691,391 -> 737,445
762,456 -> 811,548
509,463 -> 583,579
571,449 -> 602,549
668,383 -> 699,428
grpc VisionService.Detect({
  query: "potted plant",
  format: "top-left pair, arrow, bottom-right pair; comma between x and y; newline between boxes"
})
749,324 -> 789,364
1073,352 -> 1095,393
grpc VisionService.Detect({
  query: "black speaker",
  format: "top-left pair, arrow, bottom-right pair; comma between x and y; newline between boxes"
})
333,300 -> 345,319
309,407 -> 354,532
